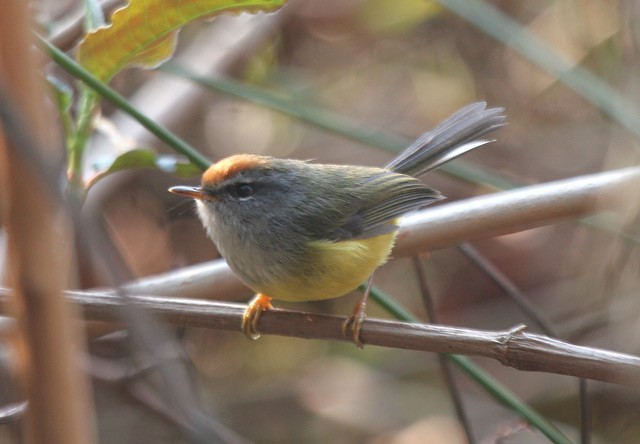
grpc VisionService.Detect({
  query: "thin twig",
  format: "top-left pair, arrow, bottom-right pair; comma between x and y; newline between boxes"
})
368,285 -> 570,444
458,242 -> 592,443
84,196 -> 241,444
86,356 -> 251,444
580,379 -> 591,444
412,256 -> 476,444
457,243 -> 556,336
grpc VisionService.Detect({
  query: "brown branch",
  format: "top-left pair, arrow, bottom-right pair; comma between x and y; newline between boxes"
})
1,288 -> 637,386
0,3 -> 97,444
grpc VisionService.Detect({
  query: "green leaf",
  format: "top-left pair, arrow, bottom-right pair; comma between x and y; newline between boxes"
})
77,0 -> 287,81
87,149 -> 201,188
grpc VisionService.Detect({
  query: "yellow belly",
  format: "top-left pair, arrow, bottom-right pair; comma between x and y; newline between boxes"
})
259,231 -> 397,302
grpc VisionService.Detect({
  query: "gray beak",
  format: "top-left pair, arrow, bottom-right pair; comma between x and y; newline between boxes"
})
168,186 -> 209,200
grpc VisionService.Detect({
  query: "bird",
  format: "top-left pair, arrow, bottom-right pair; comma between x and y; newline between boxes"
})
169,102 -> 505,347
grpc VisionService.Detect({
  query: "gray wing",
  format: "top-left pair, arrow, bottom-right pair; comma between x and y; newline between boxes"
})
327,171 -> 443,241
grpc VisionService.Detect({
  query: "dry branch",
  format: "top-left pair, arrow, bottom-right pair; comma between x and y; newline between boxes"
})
0,3 -> 97,443
1,288 -> 637,386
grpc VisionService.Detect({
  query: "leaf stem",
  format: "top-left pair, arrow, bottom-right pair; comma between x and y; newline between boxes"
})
36,34 -> 211,170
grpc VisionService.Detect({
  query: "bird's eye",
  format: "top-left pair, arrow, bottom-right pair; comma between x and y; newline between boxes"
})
235,183 -> 254,199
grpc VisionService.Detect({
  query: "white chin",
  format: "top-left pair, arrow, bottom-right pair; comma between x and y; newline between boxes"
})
195,200 -> 218,240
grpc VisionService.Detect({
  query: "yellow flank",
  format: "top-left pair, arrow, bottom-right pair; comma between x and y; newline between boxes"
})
260,230 -> 398,302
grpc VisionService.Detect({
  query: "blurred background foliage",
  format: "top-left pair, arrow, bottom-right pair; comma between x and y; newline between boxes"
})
18,0 -> 640,443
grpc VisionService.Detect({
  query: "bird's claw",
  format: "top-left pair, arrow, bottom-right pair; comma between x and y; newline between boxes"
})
241,294 -> 273,340
342,301 -> 367,348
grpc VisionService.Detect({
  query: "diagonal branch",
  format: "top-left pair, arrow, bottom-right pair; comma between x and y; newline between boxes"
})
2,288 -> 637,386
394,165 -> 640,253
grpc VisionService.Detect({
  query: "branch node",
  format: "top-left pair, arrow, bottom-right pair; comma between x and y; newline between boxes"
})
497,324 -> 528,345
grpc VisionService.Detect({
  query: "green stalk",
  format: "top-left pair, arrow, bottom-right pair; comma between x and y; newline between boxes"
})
47,76 -> 76,156
66,87 -> 98,193
65,0 -> 107,195
367,284 -> 573,444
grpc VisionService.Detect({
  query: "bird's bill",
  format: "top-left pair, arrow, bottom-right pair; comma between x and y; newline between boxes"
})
168,185 -> 208,200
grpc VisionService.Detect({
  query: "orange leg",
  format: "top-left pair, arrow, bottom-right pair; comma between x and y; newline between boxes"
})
342,275 -> 374,348
241,293 -> 273,340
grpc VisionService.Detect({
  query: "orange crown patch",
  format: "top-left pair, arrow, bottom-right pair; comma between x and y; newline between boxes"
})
202,154 -> 269,186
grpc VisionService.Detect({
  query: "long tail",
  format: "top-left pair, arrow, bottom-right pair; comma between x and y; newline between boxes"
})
385,102 -> 506,177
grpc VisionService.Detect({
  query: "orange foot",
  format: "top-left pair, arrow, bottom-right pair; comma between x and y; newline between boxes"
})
342,300 -> 367,349
241,294 -> 273,340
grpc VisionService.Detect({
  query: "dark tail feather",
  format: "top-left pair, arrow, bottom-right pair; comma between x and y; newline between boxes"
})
385,102 -> 506,177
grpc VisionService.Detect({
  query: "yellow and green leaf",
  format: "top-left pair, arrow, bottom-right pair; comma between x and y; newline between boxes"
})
77,0 -> 287,81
